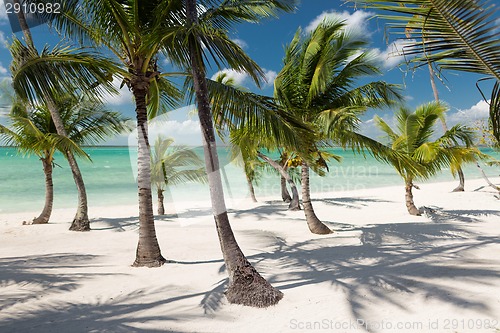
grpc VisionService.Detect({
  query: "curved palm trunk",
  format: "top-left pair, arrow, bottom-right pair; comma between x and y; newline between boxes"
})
476,162 -> 500,192
16,6 -> 90,231
301,162 -> 331,234
428,62 -> 466,192
245,172 -> 257,203
280,175 -> 292,202
405,179 -> 421,216
257,152 -> 300,210
157,189 -> 165,215
452,169 -> 465,192
187,0 -> 282,307
131,77 -> 165,267
67,150 -> 90,231
29,158 -> 53,224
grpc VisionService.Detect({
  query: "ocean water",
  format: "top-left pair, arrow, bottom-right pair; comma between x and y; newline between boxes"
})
0,146 -> 499,214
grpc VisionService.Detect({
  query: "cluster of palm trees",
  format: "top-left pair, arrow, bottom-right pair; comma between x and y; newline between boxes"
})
1,0 -> 497,308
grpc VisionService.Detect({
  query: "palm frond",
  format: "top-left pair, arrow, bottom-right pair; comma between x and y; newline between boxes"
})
354,0 -> 500,80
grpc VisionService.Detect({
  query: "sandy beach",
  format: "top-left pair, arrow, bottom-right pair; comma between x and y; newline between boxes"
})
1,178 -> 500,333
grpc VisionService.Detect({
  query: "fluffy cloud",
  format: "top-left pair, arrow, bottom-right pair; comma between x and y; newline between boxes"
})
447,99 -> 490,127
0,62 -> 7,75
0,0 -> 7,21
211,68 -> 249,86
103,77 -> 133,105
306,10 -> 373,37
127,108 -> 202,147
231,38 -> 248,49
372,39 -> 416,69
0,31 -> 6,48
263,69 -> 277,87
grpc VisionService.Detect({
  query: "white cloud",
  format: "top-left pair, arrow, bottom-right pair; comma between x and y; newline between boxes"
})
494,18 -> 500,33
231,38 -> 248,49
127,108 -> 202,147
359,113 -> 396,141
373,39 -> 416,69
306,10 -> 373,37
211,68 -> 249,86
263,69 -> 277,87
0,31 -> 6,47
447,99 -> 490,127
0,62 -> 7,75
104,77 -> 133,105
0,0 -> 8,21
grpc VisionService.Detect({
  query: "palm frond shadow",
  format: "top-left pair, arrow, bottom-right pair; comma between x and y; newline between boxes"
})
0,285 -> 202,333
200,278 -> 228,315
229,204 -> 288,220
91,216 -> 140,232
422,207 -> 500,223
234,221 -> 500,321
0,254 -> 108,312
315,196 -> 394,209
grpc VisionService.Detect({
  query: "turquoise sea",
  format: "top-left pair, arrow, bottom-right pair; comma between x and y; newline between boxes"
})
1,146 -> 499,214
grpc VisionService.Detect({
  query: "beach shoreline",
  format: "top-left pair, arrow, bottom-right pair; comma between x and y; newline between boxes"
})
1,178 -> 499,333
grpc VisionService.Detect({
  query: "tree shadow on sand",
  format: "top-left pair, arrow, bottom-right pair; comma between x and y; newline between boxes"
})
0,254 -> 114,312
315,196 -> 394,209
232,209 -> 500,323
0,286 -> 203,333
0,254 -> 220,332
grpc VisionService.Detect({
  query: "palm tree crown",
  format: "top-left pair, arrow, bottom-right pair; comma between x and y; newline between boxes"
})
375,101 -> 479,214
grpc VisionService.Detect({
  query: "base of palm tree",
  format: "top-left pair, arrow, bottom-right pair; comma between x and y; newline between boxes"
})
452,185 -> 465,192
225,265 -> 283,307
132,256 -> 167,268
69,217 -> 91,231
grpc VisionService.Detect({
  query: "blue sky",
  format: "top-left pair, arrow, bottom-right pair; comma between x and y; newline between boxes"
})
0,0 -> 498,145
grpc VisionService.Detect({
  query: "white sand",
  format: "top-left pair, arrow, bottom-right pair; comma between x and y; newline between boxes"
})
1,178 -> 500,333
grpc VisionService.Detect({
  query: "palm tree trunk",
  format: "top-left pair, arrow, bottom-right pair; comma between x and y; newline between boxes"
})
452,169 -> 465,192
131,76 -> 165,267
476,162 -> 500,192
30,158 -> 53,224
280,175 -> 292,202
246,172 -> 257,203
405,179 -> 421,216
157,189 -> 165,215
187,0 -> 282,307
428,61 -> 466,192
257,152 -> 300,210
66,150 -> 90,231
301,162 -> 331,234
16,7 -> 90,231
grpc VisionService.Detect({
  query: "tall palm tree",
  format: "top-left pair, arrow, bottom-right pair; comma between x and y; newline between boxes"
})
353,0 -> 500,141
10,7 -> 117,232
181,0 -> 298,307
274,20 -> 402,234
151,136 -> 206,215
403,8 -> 468,192
44,0 -> 185,266
375,102 -> 479,215
0,95 -> 128,224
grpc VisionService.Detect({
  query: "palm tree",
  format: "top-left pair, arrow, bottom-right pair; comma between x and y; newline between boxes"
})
403,8 -> 468,192
180,0 -> 298,307
353,0 -> 500,141
274,20 -> 402,234
0,95 -> 128,225
44,0 -> 185,266
375,102 -> 479,215
151,136 -> 206,215
9,6 -> 117,232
